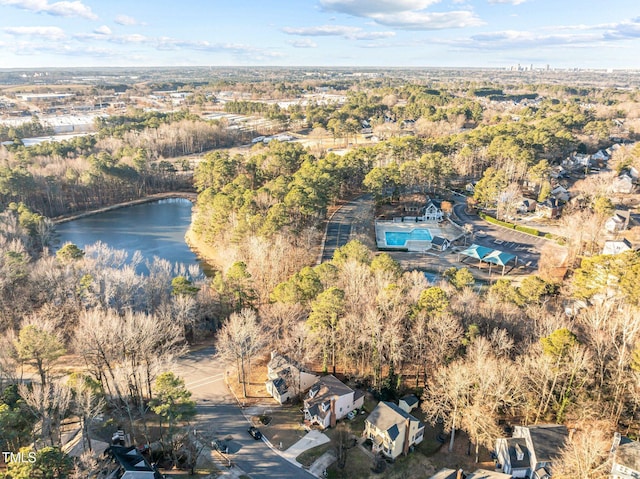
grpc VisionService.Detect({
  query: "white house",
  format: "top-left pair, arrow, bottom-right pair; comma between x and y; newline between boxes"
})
398,394 -> 419,414
265,352 -> 319,404
495,424 -> 568,478
550,185 -> 570,202
364,401 -> 425,460
612,174 -> 635,194
303,375 -> 364,429
422,200 -> 444,222
610,432 -> 640,479
602,239 -> 633,256
605,210 -> 631,233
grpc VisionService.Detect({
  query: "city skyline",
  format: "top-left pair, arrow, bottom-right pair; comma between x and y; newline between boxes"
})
1,0 -> 639,69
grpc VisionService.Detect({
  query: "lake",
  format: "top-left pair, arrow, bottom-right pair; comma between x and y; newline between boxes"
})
54,198 -> 204,274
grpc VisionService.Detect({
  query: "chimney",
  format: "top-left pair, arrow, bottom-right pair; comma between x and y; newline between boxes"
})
402,418 -> 411,456
330,399 -> 337,428
515,443 -> 524,461
456,469 -> 464,479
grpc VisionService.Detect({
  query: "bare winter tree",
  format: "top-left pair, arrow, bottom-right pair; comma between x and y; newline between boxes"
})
216,308 -> 266,398
19,380 -> 72,447
552,422 -> 613,479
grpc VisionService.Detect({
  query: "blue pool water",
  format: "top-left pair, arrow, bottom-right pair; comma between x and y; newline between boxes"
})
385,228 -> 432,246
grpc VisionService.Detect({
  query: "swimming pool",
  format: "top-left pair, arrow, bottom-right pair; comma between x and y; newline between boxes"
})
385,228 -> 433,246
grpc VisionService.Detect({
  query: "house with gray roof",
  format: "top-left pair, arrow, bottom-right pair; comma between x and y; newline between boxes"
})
399,394 -> 419,414
495,424 -> 567,479
303,375 -> 363,429
495,437 -> 531,477
265,351 -> 318,404
611,432 -> 640,479
107,445 -> 163,479
364,401 -> 425,460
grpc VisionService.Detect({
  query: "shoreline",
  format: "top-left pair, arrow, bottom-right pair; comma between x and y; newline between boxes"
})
184,227 -> 224,273
50,191 -> 197,224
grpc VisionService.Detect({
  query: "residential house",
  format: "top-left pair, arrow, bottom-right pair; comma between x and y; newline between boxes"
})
423,200 -> 444,222
602,239 -> 633,256
536,198 -> 562,219
605,210 -> 631,233
573,153 -> 592,168
495,424 -> 568,479
106,445 -> 163,479
429,469 -> 460,479
265,352 -> 319,404
431,236 -> 451,252
364,401 -> 425,460
398,394 -> 419,414
592,149 -> 609,163
612,174 -> 635,194
466,470 -> 513,479
303,375 -> 364,429
517,199 -> 537,214
610,432 -> 640,479
495,437 -> 531,477
550,185 -> 570,203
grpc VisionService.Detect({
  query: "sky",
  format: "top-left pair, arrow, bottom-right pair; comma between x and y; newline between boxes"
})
0,0 -> 640,69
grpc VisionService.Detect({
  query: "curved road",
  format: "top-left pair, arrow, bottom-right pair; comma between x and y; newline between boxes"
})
174,347 -> 315,479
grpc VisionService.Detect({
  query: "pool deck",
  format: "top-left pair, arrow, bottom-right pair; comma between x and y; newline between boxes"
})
375,220 -> 462,251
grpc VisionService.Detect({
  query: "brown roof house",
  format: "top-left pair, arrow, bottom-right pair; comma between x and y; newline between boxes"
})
303,375 -> 364,429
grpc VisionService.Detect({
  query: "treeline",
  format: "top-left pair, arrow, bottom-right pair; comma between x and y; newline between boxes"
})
0,115 -> 245,217
0,117 -> 54,142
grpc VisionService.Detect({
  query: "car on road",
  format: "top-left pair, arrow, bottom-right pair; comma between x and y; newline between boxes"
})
213,439 -> 228,454
248,426 -> 262,440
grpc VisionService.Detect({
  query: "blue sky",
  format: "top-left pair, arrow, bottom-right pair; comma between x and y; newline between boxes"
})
0,0 -> 639,69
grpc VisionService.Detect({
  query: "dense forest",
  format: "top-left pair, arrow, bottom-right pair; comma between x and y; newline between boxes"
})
2,73 -> 640,477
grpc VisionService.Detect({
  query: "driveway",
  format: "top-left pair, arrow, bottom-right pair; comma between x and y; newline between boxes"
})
173,346 -> 315,479
282,430 -> 331,462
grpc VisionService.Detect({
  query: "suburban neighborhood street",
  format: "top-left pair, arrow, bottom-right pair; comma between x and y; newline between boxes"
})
173,347 -> 315,479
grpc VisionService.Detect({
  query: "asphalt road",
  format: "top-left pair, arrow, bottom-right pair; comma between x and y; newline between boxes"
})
173,347 -> 315,479
452,198 -> 548,270
321,194 -> 373,263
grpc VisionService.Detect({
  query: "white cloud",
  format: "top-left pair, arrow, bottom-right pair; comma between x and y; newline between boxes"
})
3,25 -> 66,40
114,14 -> 139,26
288,39 -> 318,48
370,10 -> 483,29
320,0 -> 439,16
93,25 -> 111,35
318,0 -> 482,30
282,24 -> 395,40
442,18 -> 640,50
488,0 -> 527,4
0,0 -> 97,20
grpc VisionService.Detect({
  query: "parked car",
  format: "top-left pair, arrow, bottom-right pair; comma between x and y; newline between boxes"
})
213,439 -> 228,454
248,426 -> 262,440
346,410 -> 356,420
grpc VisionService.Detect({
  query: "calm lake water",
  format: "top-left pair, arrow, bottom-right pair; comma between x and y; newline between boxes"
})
54,198 -> 204,274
